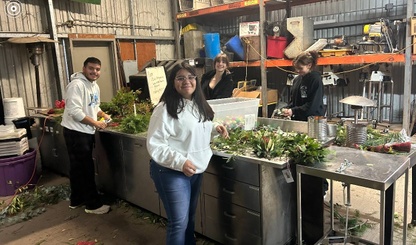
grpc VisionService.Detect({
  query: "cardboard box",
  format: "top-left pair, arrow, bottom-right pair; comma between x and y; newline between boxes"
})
413,36 -> 416,55
233,88 -> 278,105
239,21 -> 260,37
411,17 -> 416,36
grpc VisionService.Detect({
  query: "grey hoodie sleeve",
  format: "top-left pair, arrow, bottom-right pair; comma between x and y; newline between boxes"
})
65,80 -> 87,122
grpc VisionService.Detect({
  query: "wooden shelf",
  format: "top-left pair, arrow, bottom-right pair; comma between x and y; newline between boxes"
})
229,53 -> 415,68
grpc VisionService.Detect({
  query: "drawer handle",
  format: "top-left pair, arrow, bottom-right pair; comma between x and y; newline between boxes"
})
225,233 -> 237,242
223,211 -> 236,219
247,210 -> 260,217
249,185 -> 259,191
221,164 -> 234,170
222,188 -> 235,195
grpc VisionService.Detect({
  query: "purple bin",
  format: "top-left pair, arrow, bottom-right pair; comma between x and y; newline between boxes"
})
0,149 -> 39,197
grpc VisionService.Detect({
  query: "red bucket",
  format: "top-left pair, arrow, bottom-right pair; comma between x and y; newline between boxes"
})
267,36 -> 287,59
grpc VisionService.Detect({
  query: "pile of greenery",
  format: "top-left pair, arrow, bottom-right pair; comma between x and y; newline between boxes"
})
100,88 -> 154,134
335,125 -> 410,153
0,184 -> 70,227
212,125 -> 329,166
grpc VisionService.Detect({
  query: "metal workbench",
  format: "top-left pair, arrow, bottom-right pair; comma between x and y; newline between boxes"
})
296,146 -> 411,245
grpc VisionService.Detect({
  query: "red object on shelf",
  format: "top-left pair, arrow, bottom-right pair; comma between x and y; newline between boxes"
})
267,36 -> 287,59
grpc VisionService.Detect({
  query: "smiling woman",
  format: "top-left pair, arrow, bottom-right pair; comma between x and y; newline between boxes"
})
174,73 -> 196,100
200,53 -> 234,100
146,61 -> 228,244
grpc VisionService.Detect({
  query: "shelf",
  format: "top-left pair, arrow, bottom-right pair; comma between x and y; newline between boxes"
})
177,0 -> 330,20
177,0 -> 265,20
229,53 -> 415,68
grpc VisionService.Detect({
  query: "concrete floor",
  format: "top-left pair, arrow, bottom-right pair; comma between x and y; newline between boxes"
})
1,167 -> 416,245
327,168 -> 416,244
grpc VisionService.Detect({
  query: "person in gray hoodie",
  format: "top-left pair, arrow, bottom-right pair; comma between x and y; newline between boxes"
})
61,57 -> 111,214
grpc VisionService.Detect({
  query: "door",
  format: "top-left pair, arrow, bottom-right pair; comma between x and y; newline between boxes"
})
70,40 -> 118,102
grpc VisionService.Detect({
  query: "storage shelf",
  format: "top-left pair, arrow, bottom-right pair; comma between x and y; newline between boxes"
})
177,0 -> 329,20
177,0 -> 266,20
229,53 -> 415,68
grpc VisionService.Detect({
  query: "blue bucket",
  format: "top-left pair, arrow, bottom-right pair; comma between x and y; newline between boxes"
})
225,35 -> 245,60
203,33 -> 221,59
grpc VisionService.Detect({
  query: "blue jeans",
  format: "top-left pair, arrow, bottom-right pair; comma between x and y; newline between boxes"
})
150,160 -> 203,245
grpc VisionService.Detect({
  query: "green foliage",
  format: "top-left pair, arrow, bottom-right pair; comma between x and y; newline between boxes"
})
0,184 -> 70,226
119,113 -> 151,134
212,126 -> 329,166
99,101 -> 119,117
251,126 -> 285,159
335,124 -> 347,146
284,133 -> 328,166
334,205 -> 371,236
100,88 -> 154,131
102,88 -> 138,117
211,127 -> 253,154
363,127 -> 406,147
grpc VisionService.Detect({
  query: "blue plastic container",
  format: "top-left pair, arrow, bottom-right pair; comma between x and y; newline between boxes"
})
203,33 -> 221,59
225,35 -> 245,60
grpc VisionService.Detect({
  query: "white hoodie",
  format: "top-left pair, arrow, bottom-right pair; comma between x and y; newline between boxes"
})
146,100 -> 213,174
61,72 -> 101,135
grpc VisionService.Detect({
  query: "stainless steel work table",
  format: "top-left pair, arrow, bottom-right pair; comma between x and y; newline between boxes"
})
296,146 -> 411,245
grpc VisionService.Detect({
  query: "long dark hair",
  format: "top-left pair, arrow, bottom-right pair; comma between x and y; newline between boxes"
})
160,62 -> 214,121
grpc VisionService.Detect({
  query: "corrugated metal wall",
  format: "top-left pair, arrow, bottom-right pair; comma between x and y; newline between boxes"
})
0,41 -> 57,109
210,0 -> 415,123
266,0 -> 414,123
0,0 -> 48,33
53,0 -> 173,37
0,0 -> 414,122
0,0 -> 175,110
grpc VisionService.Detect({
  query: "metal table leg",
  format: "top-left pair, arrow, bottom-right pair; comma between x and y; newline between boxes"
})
330,179 -> 334,231
384,182 -> 395,245
412,166 -> 416,225
297,172 -> 302,245
380,190 -> 385,245
403,168 -> 409,244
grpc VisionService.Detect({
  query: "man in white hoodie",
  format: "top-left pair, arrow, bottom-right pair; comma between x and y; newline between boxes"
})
61,57 -> 111,214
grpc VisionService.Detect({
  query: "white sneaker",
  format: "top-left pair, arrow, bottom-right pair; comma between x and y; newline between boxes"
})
85,205 -> 110,214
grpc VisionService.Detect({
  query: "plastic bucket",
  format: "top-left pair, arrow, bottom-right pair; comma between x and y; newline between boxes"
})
267,36 -> 287,59
225,35 -> 245,60
203,33 -> 221,59
3,97 -> 25,119
0,148 -> 38,196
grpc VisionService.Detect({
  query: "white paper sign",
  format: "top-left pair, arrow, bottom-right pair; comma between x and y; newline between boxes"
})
244,114 -> 256,130
145,67 -> 167,105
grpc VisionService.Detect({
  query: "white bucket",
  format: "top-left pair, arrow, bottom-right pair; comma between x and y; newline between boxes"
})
3,97 -> 25,119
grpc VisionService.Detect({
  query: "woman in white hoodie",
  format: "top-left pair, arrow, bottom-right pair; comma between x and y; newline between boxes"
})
147,62 -> 228,245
